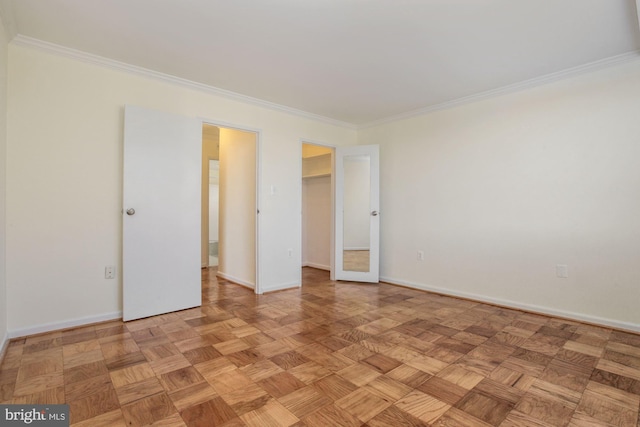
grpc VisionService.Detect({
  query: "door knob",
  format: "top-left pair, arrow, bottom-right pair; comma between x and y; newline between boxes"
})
371,211 -> 378,216
126,208 -> 136,216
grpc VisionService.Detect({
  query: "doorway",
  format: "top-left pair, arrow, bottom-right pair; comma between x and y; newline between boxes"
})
202,124 -> 258,290
301,143 -> 334,277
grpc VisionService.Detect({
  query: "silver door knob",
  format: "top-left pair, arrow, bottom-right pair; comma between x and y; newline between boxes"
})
126,208 -> 136,216
371,211 -> 378,216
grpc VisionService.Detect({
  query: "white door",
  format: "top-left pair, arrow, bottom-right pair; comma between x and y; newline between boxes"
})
335,145 -> 380,282
123,105 -> 202,321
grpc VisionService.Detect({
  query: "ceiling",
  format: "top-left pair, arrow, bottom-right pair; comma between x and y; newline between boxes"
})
2,0 -> 640,126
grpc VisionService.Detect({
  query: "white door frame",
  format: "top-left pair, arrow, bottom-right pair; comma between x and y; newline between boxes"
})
300,140 -> 337,282
201,118 -> 262,294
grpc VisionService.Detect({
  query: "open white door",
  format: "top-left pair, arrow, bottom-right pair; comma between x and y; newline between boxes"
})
123,105 -> 201,321
335,145 -> 380,283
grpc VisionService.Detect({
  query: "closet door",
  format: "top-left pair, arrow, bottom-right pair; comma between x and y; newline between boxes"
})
335,145 -> 380,283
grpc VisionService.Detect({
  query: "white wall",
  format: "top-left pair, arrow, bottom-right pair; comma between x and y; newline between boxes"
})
302,176 -> 331,269
219,128 -> 256,287
6,44 -> 357,334
359,59 -> 640,330
0,12 -> 9,349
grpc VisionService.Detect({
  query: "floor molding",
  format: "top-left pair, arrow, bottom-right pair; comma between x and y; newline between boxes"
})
380,276 -> 640,334
260,281 -> 300,294
302,262 -> 330,271
0,332 -> 8,365
7,311 -> 122,340
216,271 -> 255,290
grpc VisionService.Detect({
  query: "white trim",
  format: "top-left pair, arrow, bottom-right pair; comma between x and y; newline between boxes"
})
344,247 -> 370,251
302,262 -> 330,271
381,276 -> 640,333
11,36 -> 639,131
7,311 -> 122,339
360,50 -> 640,129
11,35 -> 356,130
216,271 -> 255,290
260,281 -> 301,293
0,332 -> 9,364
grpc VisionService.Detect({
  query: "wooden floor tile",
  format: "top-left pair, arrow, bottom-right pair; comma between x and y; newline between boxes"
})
68,386 -> 120,424
240,398 -> 299,427
70,409 -> 127,427
120,392 -> 177,427
335,387 -> 392,422
303,402 -> 362,427
278,385 -> 332,419
395,390 -> 450,424
179,396 -> 237,427
0,267 -> 639,427
515,393 -> 575,427
114,376 -> 164,405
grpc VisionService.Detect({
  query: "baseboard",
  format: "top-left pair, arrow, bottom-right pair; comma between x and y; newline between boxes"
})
302,262 -> 330,271
7,311 -> 122,339
260,281 -> 301,294
344,247 -> 369,251
380,276 -> 640,334
216,271 -> 255,290
0,331 -> 8,365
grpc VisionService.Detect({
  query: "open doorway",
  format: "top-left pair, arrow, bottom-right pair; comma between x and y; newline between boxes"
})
301,143 -> 334,277
202,124 -> 258,290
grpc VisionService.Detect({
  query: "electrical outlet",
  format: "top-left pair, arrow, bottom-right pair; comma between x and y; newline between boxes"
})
556,264 -> 568,278
288,249 -> 293,258
417,251 -> 424,261
105,266 -> 116,279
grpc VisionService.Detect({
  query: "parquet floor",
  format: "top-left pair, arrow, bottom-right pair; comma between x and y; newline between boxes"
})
1,268 -> 639,426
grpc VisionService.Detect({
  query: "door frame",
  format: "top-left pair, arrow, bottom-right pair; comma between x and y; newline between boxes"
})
300,139 -> 337,282
201,118 -> 262,294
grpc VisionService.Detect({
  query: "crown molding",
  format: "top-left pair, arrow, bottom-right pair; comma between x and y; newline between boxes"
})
359,50 -> 640,129
11,35 -> 357,130
0,0 -> 17,40
10,35 -> 640,131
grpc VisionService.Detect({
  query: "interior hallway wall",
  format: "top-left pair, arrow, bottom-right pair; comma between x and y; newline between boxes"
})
218,127 -> 257,287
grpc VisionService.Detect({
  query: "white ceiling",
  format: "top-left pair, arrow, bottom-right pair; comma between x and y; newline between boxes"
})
2,0 -> 640,126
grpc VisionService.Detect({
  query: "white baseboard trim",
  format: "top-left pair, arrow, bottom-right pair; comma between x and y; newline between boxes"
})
0,332 -> 9,364
7,311 -> 123,339
344,247 -> 369,251
302,262 -> 330,271
260,281 -> 301,294
380,276 -> 640,334
216,271 -> 255,290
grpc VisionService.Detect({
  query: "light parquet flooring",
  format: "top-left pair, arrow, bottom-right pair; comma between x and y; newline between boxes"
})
1,267 -> 640,426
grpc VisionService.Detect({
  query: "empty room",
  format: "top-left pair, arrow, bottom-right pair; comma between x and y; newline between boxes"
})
0,1 -> 639,426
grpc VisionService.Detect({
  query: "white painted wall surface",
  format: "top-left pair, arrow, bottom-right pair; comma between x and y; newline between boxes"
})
218,128 -> 256,287
0,13 -> 9,347
359,59 -> 640,330
5,45 -> 356,333
302,176 -> 331,270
